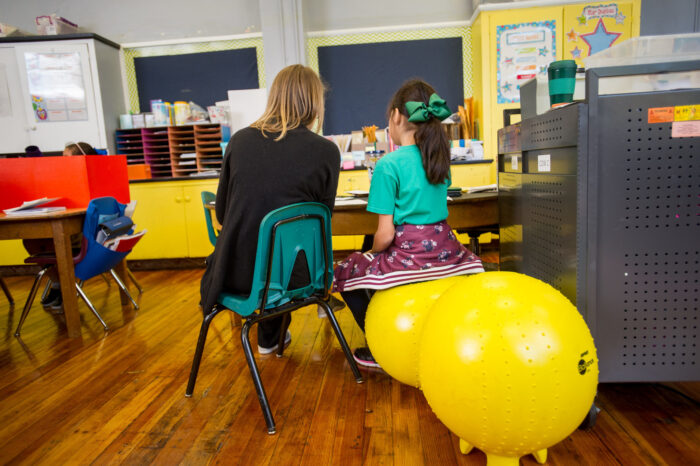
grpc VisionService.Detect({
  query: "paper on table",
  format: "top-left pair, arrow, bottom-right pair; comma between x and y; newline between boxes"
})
3,207 -> 66,216
345,190 -> 369,197
3,197 -> 60,214
463,184 -> 498,194
335,198 -> 367,206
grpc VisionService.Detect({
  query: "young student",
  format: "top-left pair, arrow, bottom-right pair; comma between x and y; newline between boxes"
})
63,142 -> 98,156
26,142 -> 97,309
199,64 -> 342,354
333,80 -> 485,367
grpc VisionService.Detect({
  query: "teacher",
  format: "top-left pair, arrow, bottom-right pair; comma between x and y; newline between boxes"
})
199,64 -> 340,354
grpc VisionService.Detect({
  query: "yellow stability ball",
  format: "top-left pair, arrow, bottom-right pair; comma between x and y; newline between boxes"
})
365,276 -> 467,387
418,272 -> 598,466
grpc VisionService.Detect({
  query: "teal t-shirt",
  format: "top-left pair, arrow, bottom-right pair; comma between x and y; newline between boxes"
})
366,145 -> 449,225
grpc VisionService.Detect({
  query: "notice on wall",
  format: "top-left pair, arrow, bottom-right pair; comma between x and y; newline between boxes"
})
0,65 -> 12,118
497,21 -> 557,104
24,52 -> 88,123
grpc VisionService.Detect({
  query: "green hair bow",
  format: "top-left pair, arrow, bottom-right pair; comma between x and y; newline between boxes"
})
405,93 -> 451,123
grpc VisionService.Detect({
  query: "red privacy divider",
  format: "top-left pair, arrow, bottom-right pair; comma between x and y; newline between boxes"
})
0,155 -> 130,211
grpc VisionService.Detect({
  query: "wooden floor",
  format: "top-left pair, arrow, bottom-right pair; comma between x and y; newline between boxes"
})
0,269 -> 698,465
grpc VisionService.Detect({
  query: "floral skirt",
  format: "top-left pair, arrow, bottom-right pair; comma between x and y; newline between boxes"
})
332,221 -> 484,292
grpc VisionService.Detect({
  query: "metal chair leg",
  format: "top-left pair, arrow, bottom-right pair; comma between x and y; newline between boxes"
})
75,283 -> 109,331
185,307 -> 223,397
40,279 -> 52,303
126,267 -> 144,294
321,300 -> 363,383
109,269 -> 139,310
14,267 -> 49,336
241,318 -> 276,434
276,313 -> 292,358
0,277 -> 13,304
100,273 -> 112,286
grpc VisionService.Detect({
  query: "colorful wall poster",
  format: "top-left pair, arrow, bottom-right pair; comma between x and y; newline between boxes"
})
496,21 -> 556,104
563,2 -> 634,66
24,52 -> 88,123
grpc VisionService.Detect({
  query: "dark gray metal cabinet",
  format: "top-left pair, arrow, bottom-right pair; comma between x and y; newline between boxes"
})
498,61 -> 700,383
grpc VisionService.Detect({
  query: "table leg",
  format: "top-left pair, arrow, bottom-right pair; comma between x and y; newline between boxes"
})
51,220 -> 81,338
113,260 -> 130,306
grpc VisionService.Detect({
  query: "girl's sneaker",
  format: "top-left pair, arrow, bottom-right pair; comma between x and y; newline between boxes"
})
353,347 -> 380,368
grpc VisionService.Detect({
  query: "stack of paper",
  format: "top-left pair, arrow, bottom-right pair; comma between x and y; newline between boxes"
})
463,184 -> 498,194
3,197 -> 65,216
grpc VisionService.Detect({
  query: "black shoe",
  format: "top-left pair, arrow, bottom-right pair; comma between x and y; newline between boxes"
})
353,347 -> 380,368
41,287 -> 61,308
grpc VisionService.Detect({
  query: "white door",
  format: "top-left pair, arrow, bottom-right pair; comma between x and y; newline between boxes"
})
14,42 -> 102,152
0,47 -> 31,152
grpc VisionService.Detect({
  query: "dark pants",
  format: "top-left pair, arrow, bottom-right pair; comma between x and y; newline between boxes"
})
257,251 -> 310,348
340,288 -> 374,333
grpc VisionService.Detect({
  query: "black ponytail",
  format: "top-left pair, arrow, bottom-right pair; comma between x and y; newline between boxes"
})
388,79 -> 451,185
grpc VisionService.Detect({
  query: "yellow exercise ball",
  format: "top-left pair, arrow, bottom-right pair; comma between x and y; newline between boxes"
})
365,276 -> 467,387
418,272 -> 598,465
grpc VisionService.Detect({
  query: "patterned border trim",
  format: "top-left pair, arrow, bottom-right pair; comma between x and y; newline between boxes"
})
123,37 -> 265,113
306,26 -> 472,99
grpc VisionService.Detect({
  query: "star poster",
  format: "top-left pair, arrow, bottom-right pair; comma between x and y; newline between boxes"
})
496,20 -> 556,104
563,2 -> 634,66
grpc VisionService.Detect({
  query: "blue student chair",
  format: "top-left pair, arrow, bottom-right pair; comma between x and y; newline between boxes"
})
186,202 -> 363,434
201,191 -> 218,246
15,197 -> 140,336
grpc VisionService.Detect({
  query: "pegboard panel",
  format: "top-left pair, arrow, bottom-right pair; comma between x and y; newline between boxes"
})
498,172 -> 523,272
521,104 -> 582,151
591,89 -> 700,382
619,249 -> 699,371
522,175 -> 578,304
621,107 -> 698,231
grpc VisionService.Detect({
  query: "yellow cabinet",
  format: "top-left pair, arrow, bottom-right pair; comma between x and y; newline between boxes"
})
0,240 -> 28,266
128,179 -> 218,259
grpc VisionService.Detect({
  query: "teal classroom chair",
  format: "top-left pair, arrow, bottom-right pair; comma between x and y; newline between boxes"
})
186,202 -> 362,434
201,191 -> 218,246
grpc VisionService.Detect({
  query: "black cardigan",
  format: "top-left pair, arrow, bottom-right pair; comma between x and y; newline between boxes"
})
199,126 -> 340,313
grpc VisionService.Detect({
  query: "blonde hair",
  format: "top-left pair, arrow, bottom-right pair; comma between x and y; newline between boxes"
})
251,64 -> 325,141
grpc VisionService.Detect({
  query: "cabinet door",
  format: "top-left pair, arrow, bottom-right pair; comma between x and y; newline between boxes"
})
129,183 -> 189,259
0,47 -> 31,152
14,42 -> 102,152
450,163 -> 493,188
182,181 -> 218,258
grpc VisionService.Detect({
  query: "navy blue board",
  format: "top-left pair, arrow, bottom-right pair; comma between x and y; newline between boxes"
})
318,38 -> 463,135
134,48 -> 259,112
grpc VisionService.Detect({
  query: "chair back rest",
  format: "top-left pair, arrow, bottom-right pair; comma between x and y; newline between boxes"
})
201,191 -> 217,246
251,202 -> 333,312
74,196 -> 129,280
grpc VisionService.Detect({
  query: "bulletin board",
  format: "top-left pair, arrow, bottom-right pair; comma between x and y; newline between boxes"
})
307,24 -> 472,134
133,48 -> 259,113
122,36 -> 266,113
317,37 -> 464,135
496,21 -> 557,104
563,2 -> 634,66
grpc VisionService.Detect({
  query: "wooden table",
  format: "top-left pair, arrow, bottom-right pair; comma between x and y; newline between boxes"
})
0,209 -> 85,337
331,192 -> 499,235
0,210 -> 133,338
206,191 -> 499,236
